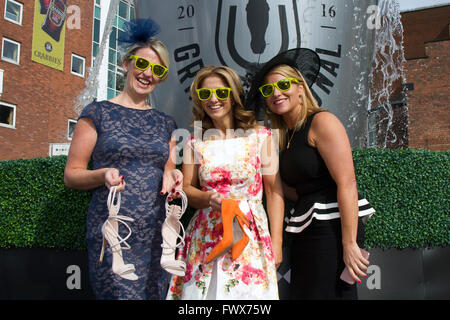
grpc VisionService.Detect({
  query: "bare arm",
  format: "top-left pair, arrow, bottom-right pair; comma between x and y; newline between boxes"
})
160,136 -> 183,197
310,112 -> 369,281
261,130 -> 284,268
64,117 -> 123,191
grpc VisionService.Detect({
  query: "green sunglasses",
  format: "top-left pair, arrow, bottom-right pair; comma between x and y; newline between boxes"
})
196,87 -> 232,101
128,55 -> 168,78
259,77 -> 300,97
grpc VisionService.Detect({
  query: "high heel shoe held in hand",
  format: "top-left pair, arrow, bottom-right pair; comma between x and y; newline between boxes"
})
160,190 -> 188,276
99,186 -> 138,281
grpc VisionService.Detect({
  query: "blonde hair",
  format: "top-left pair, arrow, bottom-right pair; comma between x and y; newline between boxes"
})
122,38 -> 170,81
190,66 -> 257,131
263,64 -> 324,149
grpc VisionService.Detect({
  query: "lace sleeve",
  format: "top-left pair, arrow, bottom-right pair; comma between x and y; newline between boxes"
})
166,115 -> 178,137
78,102 -> 102,132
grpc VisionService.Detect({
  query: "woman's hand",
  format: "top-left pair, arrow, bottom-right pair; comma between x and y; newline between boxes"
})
104,168 -> 125,192
343,242 -> 370,283
208,192 -> 223,212
272,242 -> 283,269
161,168 -> 183,200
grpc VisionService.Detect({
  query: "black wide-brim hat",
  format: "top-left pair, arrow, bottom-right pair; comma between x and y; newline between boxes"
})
245,48 -> 321,117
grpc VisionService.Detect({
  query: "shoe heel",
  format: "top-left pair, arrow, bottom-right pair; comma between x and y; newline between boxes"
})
231,215 -> 249,260
98,187 -> 139,280
99,236 -> 107,263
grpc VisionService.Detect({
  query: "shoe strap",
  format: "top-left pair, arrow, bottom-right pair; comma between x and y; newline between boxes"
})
115,263 -> 136,275
104,187 -> 135,251
165,189 -> 188,215
161,215 -> 186,250
162,190 -> 187,250
104,217 -> 133,251
109,214 -> 134,222
107,186 -> 121,216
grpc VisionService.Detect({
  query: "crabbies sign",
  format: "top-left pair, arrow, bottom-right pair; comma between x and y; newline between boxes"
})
32,0 -> 67,71
135,0 -> 377,145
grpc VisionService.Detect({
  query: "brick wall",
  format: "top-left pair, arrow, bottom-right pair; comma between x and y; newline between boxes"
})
368,6 -> 450,151
405,40 -> 450,151
0,0 -> 93,160
401,6 -> 450,60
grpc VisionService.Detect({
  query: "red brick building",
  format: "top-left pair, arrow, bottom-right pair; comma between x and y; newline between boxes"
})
0,0 -> 93,160
402,5 -> 450,151
0,2 -> 448,160
367,4 -> 449,150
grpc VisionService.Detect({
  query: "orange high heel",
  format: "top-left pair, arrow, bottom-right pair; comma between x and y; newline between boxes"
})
231,214 -> 250,260
205,199 -> 250,263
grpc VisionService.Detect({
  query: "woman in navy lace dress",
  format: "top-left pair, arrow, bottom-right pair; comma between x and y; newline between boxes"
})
64,19 -> 182,299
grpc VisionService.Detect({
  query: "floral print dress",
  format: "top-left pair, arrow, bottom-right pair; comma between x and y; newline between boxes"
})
167,128 -> 279,300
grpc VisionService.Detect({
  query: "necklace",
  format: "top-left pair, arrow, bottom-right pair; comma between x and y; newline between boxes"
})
286,129 -> 296,149
286,108 -> 302,149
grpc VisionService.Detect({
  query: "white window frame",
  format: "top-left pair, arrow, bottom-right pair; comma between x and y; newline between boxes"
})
67,119 -> 77,140
0,101 -> 16,129
0,69 -> 4,97
1,37 -> 20,65
71,53 -> 85,77
4,0 -> 23,25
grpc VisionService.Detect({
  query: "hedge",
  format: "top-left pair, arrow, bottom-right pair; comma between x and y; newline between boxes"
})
0,149 -> 448,250
0,156 -> 90,250
353,148 -> 449,249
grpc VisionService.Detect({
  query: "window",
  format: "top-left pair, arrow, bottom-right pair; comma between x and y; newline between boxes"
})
1,37 -> 20,64
0,101 -> 16,129
71,54 -> 85,77
118,1 -> 128,19
106,1 -> 135,99
92,1 -> 101,64
67,119 -> 77,140
4,0 -> 23,25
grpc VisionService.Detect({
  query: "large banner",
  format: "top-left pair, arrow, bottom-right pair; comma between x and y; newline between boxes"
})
32,0 -> 67,71
135,0 -> 379,299
135,0 -> 378,147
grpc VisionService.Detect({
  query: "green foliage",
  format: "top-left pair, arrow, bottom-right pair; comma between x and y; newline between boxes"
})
0,149 -> 448,250
0,156 -> 90,250
353,148 -> 450,249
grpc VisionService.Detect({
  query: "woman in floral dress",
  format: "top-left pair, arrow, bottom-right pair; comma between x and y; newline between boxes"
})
167,66 -> 284,300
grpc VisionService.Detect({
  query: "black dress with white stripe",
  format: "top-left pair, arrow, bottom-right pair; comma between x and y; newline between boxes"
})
280,111 -> 375,234
280,111 -> 375,299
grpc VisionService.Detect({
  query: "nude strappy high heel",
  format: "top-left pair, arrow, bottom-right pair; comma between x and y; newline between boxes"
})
160,190 -> 187,276
205,199 -> 250,264
99,186 -> 138,281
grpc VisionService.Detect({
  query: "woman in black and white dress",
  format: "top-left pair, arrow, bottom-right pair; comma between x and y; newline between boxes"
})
247,49 -> 375,299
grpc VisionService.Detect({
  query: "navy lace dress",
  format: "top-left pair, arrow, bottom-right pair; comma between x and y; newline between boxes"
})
79,100 -> 177,300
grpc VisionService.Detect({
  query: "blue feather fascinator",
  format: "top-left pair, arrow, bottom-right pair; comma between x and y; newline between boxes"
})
118,18 -> 161,52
